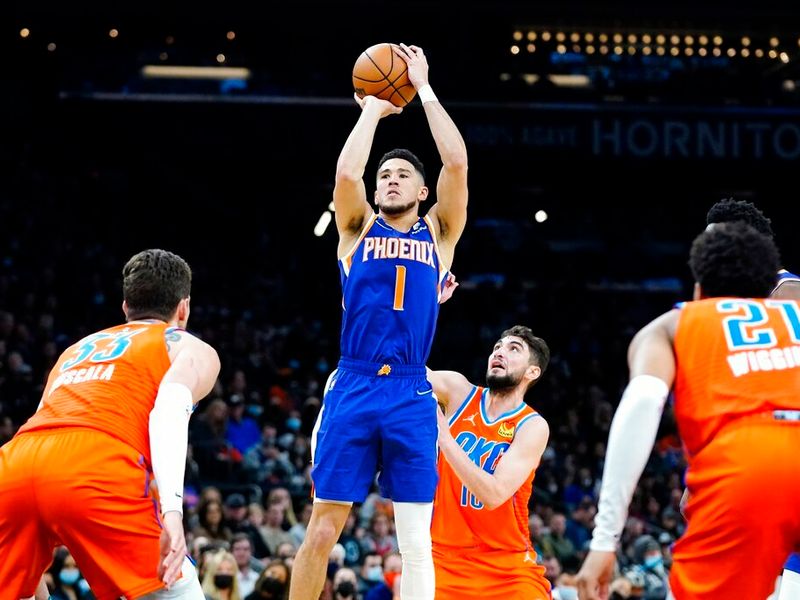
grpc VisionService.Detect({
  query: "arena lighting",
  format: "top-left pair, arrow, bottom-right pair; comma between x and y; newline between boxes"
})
141,65 -> 251,80
522,73 -> 540,85
548,74 -> 590,88
314,211 -> 332,237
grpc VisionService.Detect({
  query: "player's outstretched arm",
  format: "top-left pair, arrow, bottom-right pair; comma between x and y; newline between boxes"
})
426,368 -> 471,418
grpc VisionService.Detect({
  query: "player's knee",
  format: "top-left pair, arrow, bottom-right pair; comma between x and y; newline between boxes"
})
398,535 -> 432,561
302,519 -> 340,555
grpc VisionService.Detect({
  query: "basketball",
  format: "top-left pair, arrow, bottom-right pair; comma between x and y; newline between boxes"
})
352,43 -> 417,107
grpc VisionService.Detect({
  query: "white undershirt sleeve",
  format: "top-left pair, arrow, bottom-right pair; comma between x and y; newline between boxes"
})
149,382 -> 193,515
590,374 -> 670,552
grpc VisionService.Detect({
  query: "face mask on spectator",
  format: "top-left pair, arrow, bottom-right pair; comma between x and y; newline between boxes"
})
366,565 -> 383,582
214,574 -> 234,589
644,553 -> 664,569
335,581 -> 356,597
384,571 -> 400,590
59,568 -> 81,585
260,576 -> 286,597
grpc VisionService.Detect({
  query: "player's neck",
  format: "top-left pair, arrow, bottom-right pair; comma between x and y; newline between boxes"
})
379,210 -> 419,233
485,388 -> 525,419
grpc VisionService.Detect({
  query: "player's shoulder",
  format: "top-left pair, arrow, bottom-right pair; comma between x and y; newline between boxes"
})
517,407 -> 548,431
165,327 -> 218,357
772,270 -> 800,301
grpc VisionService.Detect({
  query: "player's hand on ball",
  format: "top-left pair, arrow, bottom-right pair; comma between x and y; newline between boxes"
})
353,93 -> 402,116
395,43 -> 429,91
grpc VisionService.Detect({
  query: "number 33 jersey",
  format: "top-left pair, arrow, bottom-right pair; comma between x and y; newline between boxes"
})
338,214 -> 450,365
16,321 -> 172,467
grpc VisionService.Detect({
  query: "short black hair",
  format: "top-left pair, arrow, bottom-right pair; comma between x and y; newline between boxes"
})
689,221 -> 779,298
706,197 -> 774,239
499,325 -> 550,375
377,148 -> 426,182
122,249 -> 192,321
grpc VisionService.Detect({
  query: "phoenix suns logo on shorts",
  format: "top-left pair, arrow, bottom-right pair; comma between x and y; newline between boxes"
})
498,421 -> 515,439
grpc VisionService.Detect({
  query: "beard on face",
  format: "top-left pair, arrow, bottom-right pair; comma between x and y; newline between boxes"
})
486,368 -> 522,391
378,196 -> 417,216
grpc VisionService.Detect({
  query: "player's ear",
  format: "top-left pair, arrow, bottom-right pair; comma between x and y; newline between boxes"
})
122,300 -> 130,320
177,297 -> 191,326
525,364 -> 542,385
418,185 -> 429,202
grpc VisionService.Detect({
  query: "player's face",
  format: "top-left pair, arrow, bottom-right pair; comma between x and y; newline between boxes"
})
375,158 -> 426,216
486,336 -> 531,390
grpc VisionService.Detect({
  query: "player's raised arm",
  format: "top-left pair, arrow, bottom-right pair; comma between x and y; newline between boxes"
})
333,95 -> 401,250
395,43 -> 468,262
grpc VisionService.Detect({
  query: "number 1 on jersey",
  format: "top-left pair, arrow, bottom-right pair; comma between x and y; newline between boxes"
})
394,265 -> 407,311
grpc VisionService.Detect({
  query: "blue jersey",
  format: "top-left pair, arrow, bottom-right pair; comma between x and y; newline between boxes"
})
775,269 -> 800,293
338,214 -> 449,365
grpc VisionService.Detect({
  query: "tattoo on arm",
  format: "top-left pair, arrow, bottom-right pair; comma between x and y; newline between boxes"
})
165,328 -> 183,353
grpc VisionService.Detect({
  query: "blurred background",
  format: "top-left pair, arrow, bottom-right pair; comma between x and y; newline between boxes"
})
5,1 -> 800,597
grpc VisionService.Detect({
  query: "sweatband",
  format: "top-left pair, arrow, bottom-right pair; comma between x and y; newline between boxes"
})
417,84 -> 438,104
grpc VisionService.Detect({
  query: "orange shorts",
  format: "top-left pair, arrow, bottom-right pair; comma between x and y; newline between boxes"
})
0,428 -> 165,600
671,419 -> 800,600
433,545 -> 551,600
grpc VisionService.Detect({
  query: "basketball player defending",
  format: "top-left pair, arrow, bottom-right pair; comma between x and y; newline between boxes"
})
428,325 -> 552,600
705,197 -> 800,600
576,222 -> 800,600
289,43 -> 468,600
0,249 -> 220,599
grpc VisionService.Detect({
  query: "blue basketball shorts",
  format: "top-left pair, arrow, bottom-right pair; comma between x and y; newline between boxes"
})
311,357 -> 438,503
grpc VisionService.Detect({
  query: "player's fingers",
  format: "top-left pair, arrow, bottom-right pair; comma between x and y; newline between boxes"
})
161,550 -> 183,587
409,44 -> 424,55
576,577 -> 599,600
598,581 -> 610,600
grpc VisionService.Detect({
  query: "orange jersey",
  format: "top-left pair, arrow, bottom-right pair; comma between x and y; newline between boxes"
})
17,321 -> 172,466
673,298 -> 800,458
432,386 -> 542,551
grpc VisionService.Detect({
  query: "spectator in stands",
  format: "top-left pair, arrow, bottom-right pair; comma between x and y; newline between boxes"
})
289,500 -> 313,548
542,513 -> 578,568
202,549 -> 242,600
332,567 -> 360,600
224,493 -> 270,559
226,393 -> 262,456
261,501 -> 295,556
232,532 -> 264,597
365,551 -> 402,600
358,552 -> 384,598
193,498 -> 234,546
245,558 -> 291,600
360,513 -> 398,558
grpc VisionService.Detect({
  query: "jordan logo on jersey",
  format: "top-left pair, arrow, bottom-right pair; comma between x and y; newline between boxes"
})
463,412 -> 478,425
498,421 -> 515,439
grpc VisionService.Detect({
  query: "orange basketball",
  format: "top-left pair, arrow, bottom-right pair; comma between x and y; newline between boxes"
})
352,43 -> 417,107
